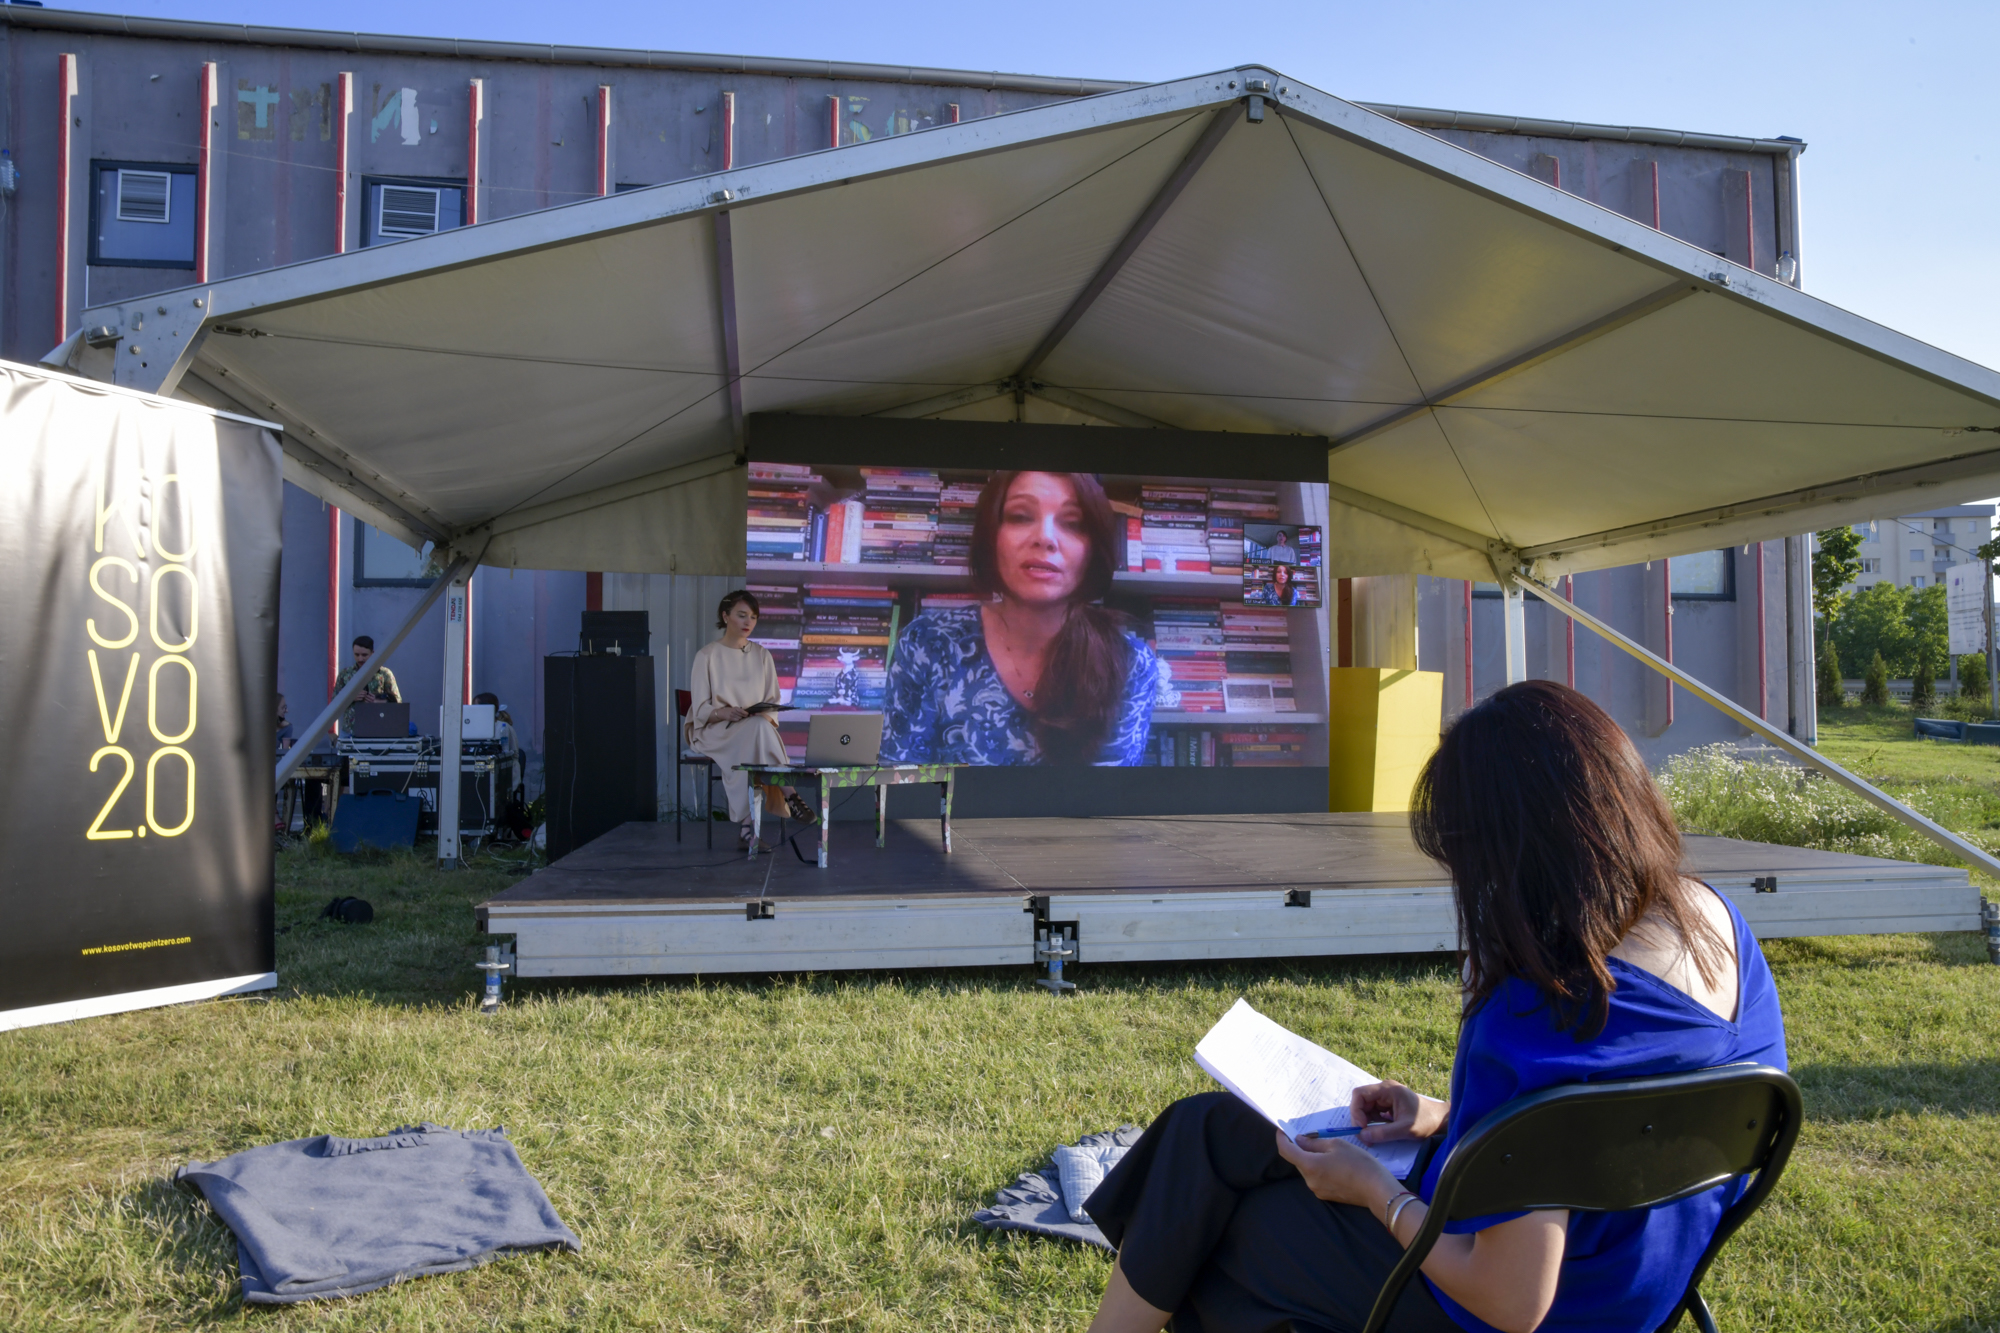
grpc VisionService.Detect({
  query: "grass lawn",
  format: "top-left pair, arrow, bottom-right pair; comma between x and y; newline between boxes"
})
3,725 -> 1998,1329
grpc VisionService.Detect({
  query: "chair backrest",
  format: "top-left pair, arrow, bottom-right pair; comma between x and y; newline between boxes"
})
675,689 -> 692,722
1359,1063 -> 1800,1333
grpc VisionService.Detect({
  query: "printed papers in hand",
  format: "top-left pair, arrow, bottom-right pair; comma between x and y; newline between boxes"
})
1194,998 -> 1422,1178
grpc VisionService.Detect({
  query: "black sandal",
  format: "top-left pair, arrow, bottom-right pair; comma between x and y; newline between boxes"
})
784,793 -> 819,826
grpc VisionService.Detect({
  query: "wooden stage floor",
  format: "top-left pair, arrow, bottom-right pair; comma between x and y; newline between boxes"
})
480,814 -> 1980,978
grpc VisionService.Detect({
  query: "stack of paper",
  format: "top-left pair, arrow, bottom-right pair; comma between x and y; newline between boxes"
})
1194,998 -> 1422,1178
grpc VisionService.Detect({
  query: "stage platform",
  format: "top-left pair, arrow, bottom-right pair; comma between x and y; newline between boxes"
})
477,814 -> 1982,978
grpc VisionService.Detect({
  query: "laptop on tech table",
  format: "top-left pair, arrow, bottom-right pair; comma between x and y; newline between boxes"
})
804,713 -> 884,767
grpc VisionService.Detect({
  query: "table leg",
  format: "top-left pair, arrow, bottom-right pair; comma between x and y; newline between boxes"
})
876,781 -> 889,849
818,778 -> 831,869
941,770 -> 955,854
748,782 -> 763,861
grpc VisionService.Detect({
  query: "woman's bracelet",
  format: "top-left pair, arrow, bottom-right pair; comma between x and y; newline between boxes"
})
1385,1190 -> 1421,1238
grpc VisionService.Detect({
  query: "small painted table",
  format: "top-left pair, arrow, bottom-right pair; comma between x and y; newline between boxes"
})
737,763 -> 962,868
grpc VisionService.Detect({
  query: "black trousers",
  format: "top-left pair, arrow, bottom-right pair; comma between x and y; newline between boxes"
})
1085,1092 -> 1460,1333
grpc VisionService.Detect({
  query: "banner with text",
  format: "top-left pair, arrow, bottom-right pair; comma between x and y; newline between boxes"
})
0,364 -> 282,1029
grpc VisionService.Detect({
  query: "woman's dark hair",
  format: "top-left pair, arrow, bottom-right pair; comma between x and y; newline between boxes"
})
968,471 -> 1128,764
716,588 -> 760,630
1410,680 -> 1725,1038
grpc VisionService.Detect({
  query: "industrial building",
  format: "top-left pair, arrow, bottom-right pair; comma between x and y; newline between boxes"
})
1,7 -> 1855,809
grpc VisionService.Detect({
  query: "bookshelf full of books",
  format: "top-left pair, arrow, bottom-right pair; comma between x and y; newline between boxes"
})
745,464 -> 1331,769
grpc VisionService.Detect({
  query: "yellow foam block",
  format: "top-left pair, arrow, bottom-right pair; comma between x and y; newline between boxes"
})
1327,668 -> 1444,812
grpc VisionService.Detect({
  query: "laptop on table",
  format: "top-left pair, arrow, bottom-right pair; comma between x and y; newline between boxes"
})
804,712 -> 884,767
351,701 -> 410,738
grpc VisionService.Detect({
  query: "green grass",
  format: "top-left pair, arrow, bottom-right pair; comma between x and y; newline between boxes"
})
3,790 -> 1999,1329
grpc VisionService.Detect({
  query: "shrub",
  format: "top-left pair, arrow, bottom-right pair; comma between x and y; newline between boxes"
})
1656,744 -> 1953,865
1863,650 -> 1891,706
1959,650 -> 1988,696
1912,652 -> 1936,713
1816,635 -> 1844,708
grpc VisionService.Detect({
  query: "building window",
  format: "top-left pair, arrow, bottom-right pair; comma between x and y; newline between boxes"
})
1670,550 -> 1735,600
1911,549 -> 1926,562
353,519 -> 435,587
1935,547 -> 1952,562
1855,521 -> 1878,540
1860,558 -> 1882,574
1911,575 -> 1926,588
88,161 -> 199,268
1935,519 -> 1952,531
362,176 -> 465,246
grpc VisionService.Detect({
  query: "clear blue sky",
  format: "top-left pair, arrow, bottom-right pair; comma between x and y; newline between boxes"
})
64,0 -> 2000,373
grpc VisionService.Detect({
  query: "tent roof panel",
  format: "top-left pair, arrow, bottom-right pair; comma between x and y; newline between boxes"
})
72,67 -> 2000,578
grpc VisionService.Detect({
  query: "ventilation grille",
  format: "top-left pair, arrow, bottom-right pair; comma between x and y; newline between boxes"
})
116,170 -> 172,224
378,186 -> 442,238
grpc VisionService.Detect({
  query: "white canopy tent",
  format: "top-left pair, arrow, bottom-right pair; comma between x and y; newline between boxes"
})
61,65 -> 2000,872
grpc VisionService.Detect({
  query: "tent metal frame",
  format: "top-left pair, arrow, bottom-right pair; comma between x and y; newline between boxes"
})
64,63 -> 2000,887
1510,572 -> 2000,882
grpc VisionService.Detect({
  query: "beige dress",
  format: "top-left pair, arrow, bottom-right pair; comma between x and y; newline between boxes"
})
686,638 -> 788,823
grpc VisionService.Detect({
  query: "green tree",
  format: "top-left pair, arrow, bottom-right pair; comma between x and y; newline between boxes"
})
1812,526 -> 1865,621
1831,580 -> 1914,678
1961,650 -> 1987,696
1907,582 -> 1949,676
1911,649 -> 1936,712
1863,650 -> 1890,705
1816,635 -> 1845,708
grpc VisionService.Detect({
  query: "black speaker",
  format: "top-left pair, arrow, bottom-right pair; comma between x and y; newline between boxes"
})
544,654 -> 656,861
579,610 -> 651,657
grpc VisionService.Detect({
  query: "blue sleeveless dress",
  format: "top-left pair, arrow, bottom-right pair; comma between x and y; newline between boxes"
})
1421,890 -> 1787,1333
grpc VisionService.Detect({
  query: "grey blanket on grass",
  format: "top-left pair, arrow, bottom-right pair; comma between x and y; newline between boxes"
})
177,1123 -> 579,1303
972,1125 -> 1144,1250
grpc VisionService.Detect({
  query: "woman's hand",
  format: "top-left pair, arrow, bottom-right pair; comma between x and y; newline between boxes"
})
712,706 -> 750,723
1350,1080 -> 1450,1144
1274,1129 -> 1401,1209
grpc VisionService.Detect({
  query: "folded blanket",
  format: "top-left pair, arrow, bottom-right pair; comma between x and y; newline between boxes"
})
177,1123 -> 580,1303
972,1126 -> 1143,1249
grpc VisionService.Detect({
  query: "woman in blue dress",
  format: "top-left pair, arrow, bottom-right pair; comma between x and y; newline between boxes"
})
1084,680 -> 1788,1333
882,470 -> 1161,766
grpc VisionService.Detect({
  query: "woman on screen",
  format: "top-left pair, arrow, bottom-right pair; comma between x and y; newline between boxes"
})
882,471 -> 1161,765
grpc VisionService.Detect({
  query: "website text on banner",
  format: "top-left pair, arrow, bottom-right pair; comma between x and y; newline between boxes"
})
745,464 -> 1328,770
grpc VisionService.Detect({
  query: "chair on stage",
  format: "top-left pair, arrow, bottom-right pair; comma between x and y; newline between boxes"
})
1355,1063 -> 1802,1333
674,689 -> 720,848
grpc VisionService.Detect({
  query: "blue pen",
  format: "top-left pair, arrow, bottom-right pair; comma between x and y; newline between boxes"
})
1300,1124 -> 1368,1140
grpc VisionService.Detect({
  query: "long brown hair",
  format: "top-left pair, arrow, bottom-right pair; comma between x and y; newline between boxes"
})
1410,680 -> 1726,1037
968,471 -> 1130,764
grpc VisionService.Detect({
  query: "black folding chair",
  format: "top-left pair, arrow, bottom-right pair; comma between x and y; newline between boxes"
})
674,689 -> 720,848
1358,1063 -> 1801,1333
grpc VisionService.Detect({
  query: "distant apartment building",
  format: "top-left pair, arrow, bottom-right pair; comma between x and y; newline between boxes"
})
1845,505 -> 1996,593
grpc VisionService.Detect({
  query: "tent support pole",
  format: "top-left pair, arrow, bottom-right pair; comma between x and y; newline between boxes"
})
439,567 -> 469,867
1512,573 -> 2000,881
277,549 -> 480,789
1502,583 -> 1527,683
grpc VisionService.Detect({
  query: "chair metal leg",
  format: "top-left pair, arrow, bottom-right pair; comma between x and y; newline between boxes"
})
1687,1290 -> 1717,1333
705,764 -> 715,849
675,755 -> 683,843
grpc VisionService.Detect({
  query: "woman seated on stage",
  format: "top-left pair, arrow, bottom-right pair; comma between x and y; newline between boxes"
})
1085,680 -> 1788,1333
685,590 -> 815,843
881,470 -> 1161,766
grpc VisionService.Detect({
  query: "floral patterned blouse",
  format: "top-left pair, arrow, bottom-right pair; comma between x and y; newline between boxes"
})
881,606 -> 1162,766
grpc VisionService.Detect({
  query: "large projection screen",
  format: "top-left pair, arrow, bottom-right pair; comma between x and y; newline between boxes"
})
0,363 -> 281,1030
746,416 -> 1331,814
